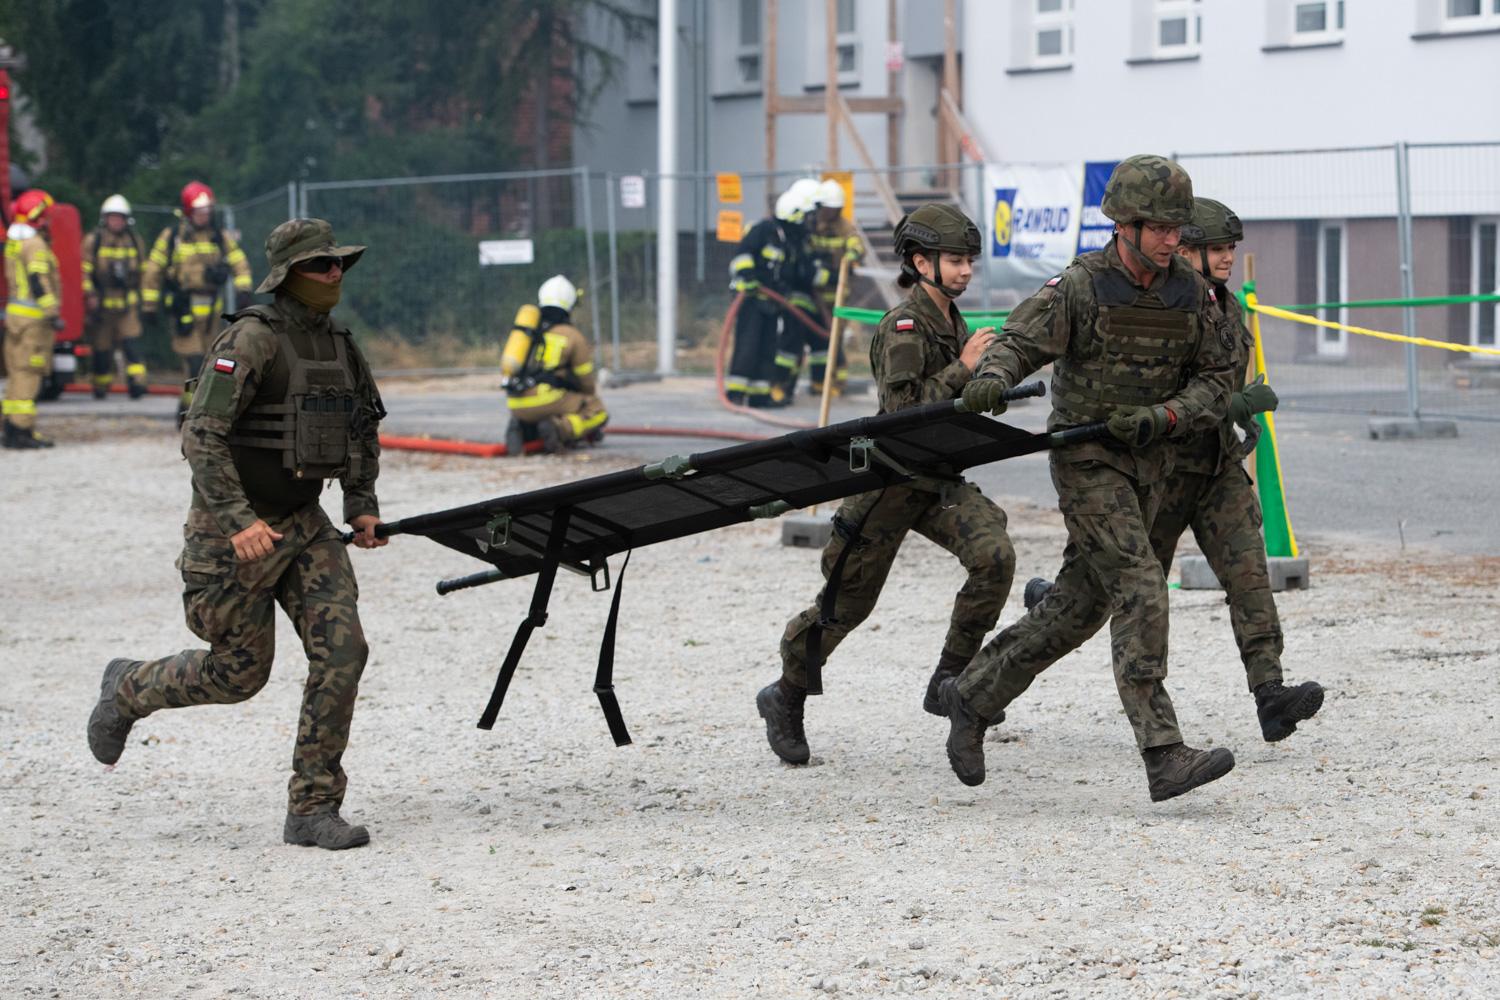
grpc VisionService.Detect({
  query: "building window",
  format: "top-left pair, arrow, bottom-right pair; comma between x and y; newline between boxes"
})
835,0 -> 858,79
737,0 -> 762,85
1443,0 -> 1500,29
1317,221 -> 1348,357
1293,0 -> 1345,41
1155,0 -> 1202,57
1475,219 -> 1498,347
1033,0 -> 1075,66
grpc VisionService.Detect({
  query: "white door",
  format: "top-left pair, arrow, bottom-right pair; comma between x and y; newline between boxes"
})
1315,221 -> 1348,358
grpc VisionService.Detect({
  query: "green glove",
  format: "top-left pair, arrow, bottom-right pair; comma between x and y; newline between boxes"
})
1227,392 -> 1251,427
1106,405 -> 1171,447
1241,373 -> 1279,415
961,375 -> 1009,415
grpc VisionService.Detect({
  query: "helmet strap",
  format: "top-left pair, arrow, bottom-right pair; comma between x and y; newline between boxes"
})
1120,221 -> 1170,277
1198,246 -> 1210,279
914,251 -> 965,300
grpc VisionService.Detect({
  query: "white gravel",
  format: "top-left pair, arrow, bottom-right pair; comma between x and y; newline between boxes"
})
2,425 -> 1499,999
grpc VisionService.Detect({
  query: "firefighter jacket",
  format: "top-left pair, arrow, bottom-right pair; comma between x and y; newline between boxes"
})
81,226 -> 145,312
503,320 -> 596,412
810,213 -> 866,268
141,221 -> 253,309
729,217 -> 801,296
4,224 -> 62,324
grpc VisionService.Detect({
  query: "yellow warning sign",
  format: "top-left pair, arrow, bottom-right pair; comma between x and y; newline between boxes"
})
821,171 -> 855,221
716,173 -> 743,204
716,210 -> 744,243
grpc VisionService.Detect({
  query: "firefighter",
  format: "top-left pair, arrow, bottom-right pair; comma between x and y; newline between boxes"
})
81,194 -> 149,399
501,275 -> 608,455
140,182 -> 253,422
770,179 -> 828,404
806,178 -> 866,395
3,189 -> 63,449
727,182 -> 818,408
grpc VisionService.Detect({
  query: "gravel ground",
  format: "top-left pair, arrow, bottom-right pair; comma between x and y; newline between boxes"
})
3,425 -> 1499,1000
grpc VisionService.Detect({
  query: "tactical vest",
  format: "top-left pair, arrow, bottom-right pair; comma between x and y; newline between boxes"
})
1050,259 -> 1203,427
225,305 -> 363,481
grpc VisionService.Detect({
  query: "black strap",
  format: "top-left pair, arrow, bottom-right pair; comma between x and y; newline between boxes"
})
592,550 -> 633,747
802,489 -> 886,696
477,506 -> 571,730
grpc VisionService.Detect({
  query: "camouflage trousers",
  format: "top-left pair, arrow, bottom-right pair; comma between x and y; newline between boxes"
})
957,459 -> 1183,752
1150,462 -> 1284,691
780,482 -> 1015,687
114,502 -> 369,815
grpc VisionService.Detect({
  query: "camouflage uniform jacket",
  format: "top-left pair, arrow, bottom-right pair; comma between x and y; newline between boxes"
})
975,240 -> 1235,485
1174,282 -> 1260,477
184,294 -> 382,536
871,284 -> 974,418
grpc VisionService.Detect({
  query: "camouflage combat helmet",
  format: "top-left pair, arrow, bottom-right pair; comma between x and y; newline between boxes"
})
1101,155 -> 1194,226
254,218 -> 367,294
1180,197 -> 1243,246
894,203 -> 981,298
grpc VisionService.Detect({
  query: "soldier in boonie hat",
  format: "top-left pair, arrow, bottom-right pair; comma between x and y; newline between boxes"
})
255,218 -> 366,295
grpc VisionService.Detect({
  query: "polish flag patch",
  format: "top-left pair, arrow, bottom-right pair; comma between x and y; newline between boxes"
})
1044,274 -> 1063,286
213,358 -> 236,373
895,319 -> 915,331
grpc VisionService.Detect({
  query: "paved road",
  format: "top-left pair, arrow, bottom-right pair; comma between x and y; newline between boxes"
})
36,375 -> 1500,556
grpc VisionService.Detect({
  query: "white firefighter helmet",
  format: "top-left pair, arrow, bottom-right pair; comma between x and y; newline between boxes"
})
538,274 -> 579,312
774,189 -> 806,225
100,193 -> 133,222
815,179 -> 845,210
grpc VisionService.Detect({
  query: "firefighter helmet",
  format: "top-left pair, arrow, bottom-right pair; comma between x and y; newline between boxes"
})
538,274 -> 579,312
815,178 -> 846,210
12,189 -> 55,227
100,194 -> 133,223
180,181 -> 216,213
774,188 -> 810,226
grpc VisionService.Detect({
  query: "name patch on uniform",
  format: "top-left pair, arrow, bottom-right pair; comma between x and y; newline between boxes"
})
1044,275 -> 1063,286
213,358 -> 236,373
895,319 -> 915,331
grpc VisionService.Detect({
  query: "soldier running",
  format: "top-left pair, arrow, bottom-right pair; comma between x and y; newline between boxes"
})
757,203 -> 1016,765
1023,197 -> 1325,742
88,219 -> 387,850
947,156 -> 1239,802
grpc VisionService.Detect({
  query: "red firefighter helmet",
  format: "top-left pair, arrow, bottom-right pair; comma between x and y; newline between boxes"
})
180,181 -> 216,213
12,189 -> 55,227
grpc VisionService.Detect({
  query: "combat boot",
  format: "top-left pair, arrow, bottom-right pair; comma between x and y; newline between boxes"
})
1142,742 -> 1236,802
283,810 -> 370,851
1254,680 -> 1324,742
537,418 -> 564,455
756,678 -> 810,765
939,677 -> 1001,787
87,658 -> 141,765
128,382 -> 148,400
3,419 -> 54,449
922,648 -> 970,716
504,418 -> 526,458
1023,577 -> 1054,612
92,383 -> 109,400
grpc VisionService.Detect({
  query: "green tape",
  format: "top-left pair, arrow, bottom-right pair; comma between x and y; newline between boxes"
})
1254,413 -> 1296,560
1251,291 -> 1500,312
833,306 -> 1013,325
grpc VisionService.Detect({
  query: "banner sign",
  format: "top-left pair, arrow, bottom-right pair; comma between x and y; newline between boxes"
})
716,210 -> 744,243
478,239 -> 534,266
985,163 -> 1082,289
620,175 -> 646,209
1077,160 -> 1120,254
716,173 -> 742,204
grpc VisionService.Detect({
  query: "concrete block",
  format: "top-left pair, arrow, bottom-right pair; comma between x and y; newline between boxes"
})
781,512 -> 834,549
1367,417 -> 1458,440
1179,555 -> 1310,592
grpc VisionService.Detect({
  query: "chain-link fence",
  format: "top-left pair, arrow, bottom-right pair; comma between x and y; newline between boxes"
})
1176,141 -> 1500,423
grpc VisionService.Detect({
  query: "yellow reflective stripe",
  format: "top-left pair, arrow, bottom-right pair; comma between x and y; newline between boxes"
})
28,354 -> 47,368
191,303 -> 214,317
26,260 -> 52,274
2,399 -> 38,415
98,246 -> 136,258
94,374 -> 115,385
225,248 -> 246,265
760,246 -> 785,261
6,303 -> 45,318
573,361 -> 594,376
102,296 -> 128,309
38,294 -> 58,309
233,275 -> 252,290
149,247 -> 170,265
507,388 -> 567,409
142,288 -> 162,303
126,363 -> 147,376
730,253 -> 754,271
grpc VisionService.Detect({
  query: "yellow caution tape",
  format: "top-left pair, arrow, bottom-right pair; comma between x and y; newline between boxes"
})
1248,300 -> 1500,356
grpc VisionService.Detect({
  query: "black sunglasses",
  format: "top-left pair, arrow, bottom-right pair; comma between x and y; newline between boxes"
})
296,255 -> 345,274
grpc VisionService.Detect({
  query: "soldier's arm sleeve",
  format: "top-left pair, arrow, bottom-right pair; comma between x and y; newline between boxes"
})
569,330 -> 597,396
140,230 -> 170,308
181,323 -> 278,536
29,244 -> 62,320
340,340 -> 383,524
879,327 -> 970,412
1165,297 -> 1236,434
223,232 -> 253,290
80,232 -> 97,296
975,279 -> 1073,385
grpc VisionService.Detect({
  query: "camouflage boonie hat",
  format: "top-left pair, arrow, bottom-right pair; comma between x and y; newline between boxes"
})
255,218 -> 366,294
1181,197 -> 1243,246
1101,155 -> 1194,226
893,203 -> 982,259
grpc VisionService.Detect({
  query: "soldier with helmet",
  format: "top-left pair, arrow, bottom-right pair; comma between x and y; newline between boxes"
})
87,219 -> 387,851
3,189 -> 64,449
756,202 -> 1016,766
81,194 -> 149,399
500,274 -> 609,455
805,178 -> 867,395
140,181 -> 254,422
942,155 -> 1240,802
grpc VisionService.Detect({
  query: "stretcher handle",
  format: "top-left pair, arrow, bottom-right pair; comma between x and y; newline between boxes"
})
436,568 -> 505,596
951,379 -> 1047,414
